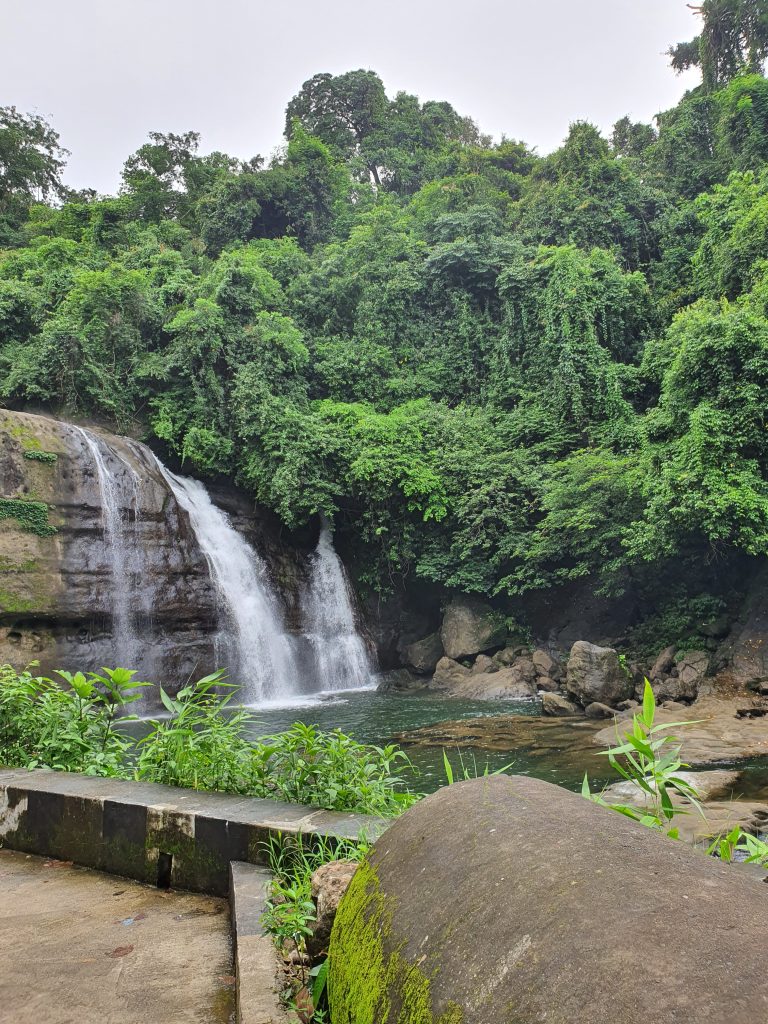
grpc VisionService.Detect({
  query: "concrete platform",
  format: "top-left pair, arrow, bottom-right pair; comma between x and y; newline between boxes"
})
0,768 -> 385,895
0,849 -> 235,1024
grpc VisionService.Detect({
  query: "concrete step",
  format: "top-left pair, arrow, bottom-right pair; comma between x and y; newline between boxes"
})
229,861 -> 296,1024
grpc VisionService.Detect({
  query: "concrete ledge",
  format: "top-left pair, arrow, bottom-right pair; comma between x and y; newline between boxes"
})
230,861 -> 295,1024
0,768 -> 386,895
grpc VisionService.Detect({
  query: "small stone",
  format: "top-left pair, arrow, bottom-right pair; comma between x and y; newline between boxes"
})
536,676 -> 560,692
584,701 -> 616,720
493,646 -> 519,667
617,699 -> 639,712
306,860 -> 358,960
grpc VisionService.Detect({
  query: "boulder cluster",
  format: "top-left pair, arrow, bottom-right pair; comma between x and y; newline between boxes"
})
392,596 -> 712,715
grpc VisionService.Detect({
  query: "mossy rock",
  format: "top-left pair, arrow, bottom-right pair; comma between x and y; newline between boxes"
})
329,775 -> 768,1024
329,860 -> 463,1024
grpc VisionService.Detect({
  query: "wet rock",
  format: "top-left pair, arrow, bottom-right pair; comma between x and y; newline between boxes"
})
650,645 -> 677,681
584,701 -> 616,720
617,699 -> 639,712
541,692 -> 580,716
565,641 -> 633,708
0,410 -> 219,683
471,654 -> 499,676
431,656 -> 472,690
532,649 -> 562,680
376,669 -> 425,693
402,631 -> 444,674
440,597 -> 507,660
536,675 -> 560,692
329,775 -> 768,1024
306,860 -> 357,960
493,645 -> 528,666
430,660 -> 537,701
605,769 -> 740,805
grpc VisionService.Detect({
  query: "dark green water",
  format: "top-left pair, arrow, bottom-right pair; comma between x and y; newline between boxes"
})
241,689 -> 612,794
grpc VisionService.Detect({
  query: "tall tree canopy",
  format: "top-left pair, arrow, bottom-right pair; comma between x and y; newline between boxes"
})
6,37 -> 768,649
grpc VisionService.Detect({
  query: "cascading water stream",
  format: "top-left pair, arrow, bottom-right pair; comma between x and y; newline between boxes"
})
154,465 -> 301,703
67,425 -> 375,703
301,522 -> 376,692
72,426 -> 143,669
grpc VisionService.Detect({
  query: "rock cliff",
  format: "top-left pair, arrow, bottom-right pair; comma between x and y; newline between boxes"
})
0,409 -> 313,686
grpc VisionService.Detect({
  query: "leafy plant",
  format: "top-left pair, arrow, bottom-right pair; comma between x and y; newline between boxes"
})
442,748 -> 514,785
262,831 -> 369,1022
582,679 -> 703,837
0,663 -> 146,776
251,722 -> 417,816
708,824 -> 768,865
136,670 -> 258,793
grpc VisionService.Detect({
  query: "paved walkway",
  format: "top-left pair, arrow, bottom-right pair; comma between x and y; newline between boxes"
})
0,848 -> 235,1024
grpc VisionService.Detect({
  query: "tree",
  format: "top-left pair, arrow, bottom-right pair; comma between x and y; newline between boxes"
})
121,131 -> 200,222
285,70 -> 388,185
0,107 -> 68,245
669,0 -> 768,90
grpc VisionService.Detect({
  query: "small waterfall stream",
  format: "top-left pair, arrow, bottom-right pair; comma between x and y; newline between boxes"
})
300,522 -> 376,692
155,467 -> 300,703
72,426 -> 143,670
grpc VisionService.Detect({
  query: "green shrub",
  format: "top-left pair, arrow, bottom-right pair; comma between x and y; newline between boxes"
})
22,450 -> 58,464
0,664 -> 416,817
0,664 -> 145,775
0,498 -> 57,537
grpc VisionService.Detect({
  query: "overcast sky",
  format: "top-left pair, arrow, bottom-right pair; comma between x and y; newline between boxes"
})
1,0 -> 701,195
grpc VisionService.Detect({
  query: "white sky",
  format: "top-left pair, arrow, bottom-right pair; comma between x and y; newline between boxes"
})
1,0 -> 701,194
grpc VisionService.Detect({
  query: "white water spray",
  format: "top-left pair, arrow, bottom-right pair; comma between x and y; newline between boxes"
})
301,522 -> 376,692
156,467 -> 300,703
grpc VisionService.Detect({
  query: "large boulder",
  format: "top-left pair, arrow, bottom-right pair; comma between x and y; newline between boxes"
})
440,597 -> 506,660
566,641 -> 632,707
329,775 -> 768,1024
402,632 -> 444,674
429,659 -> 537,701
541,692 -> 580,716
430,656 -> 472,691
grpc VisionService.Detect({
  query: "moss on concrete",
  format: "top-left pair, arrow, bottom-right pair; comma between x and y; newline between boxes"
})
328,859 -> 463,1024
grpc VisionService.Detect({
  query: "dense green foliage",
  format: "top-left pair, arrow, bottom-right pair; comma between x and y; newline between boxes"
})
4,5 -> 768,624
0,664 -> 414,815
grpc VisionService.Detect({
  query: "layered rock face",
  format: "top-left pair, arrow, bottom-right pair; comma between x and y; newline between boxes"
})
0,410 -> 313,687
0,410 -> 218,681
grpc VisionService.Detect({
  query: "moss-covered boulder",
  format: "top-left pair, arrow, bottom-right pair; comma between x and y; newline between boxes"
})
329,774 -> 768,1024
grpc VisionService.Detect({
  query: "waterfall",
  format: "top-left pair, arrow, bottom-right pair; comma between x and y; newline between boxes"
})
156,467 -> 300,703
301,522 -> 376,692
67,425 -> 375,703
72,426 -> 143,669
